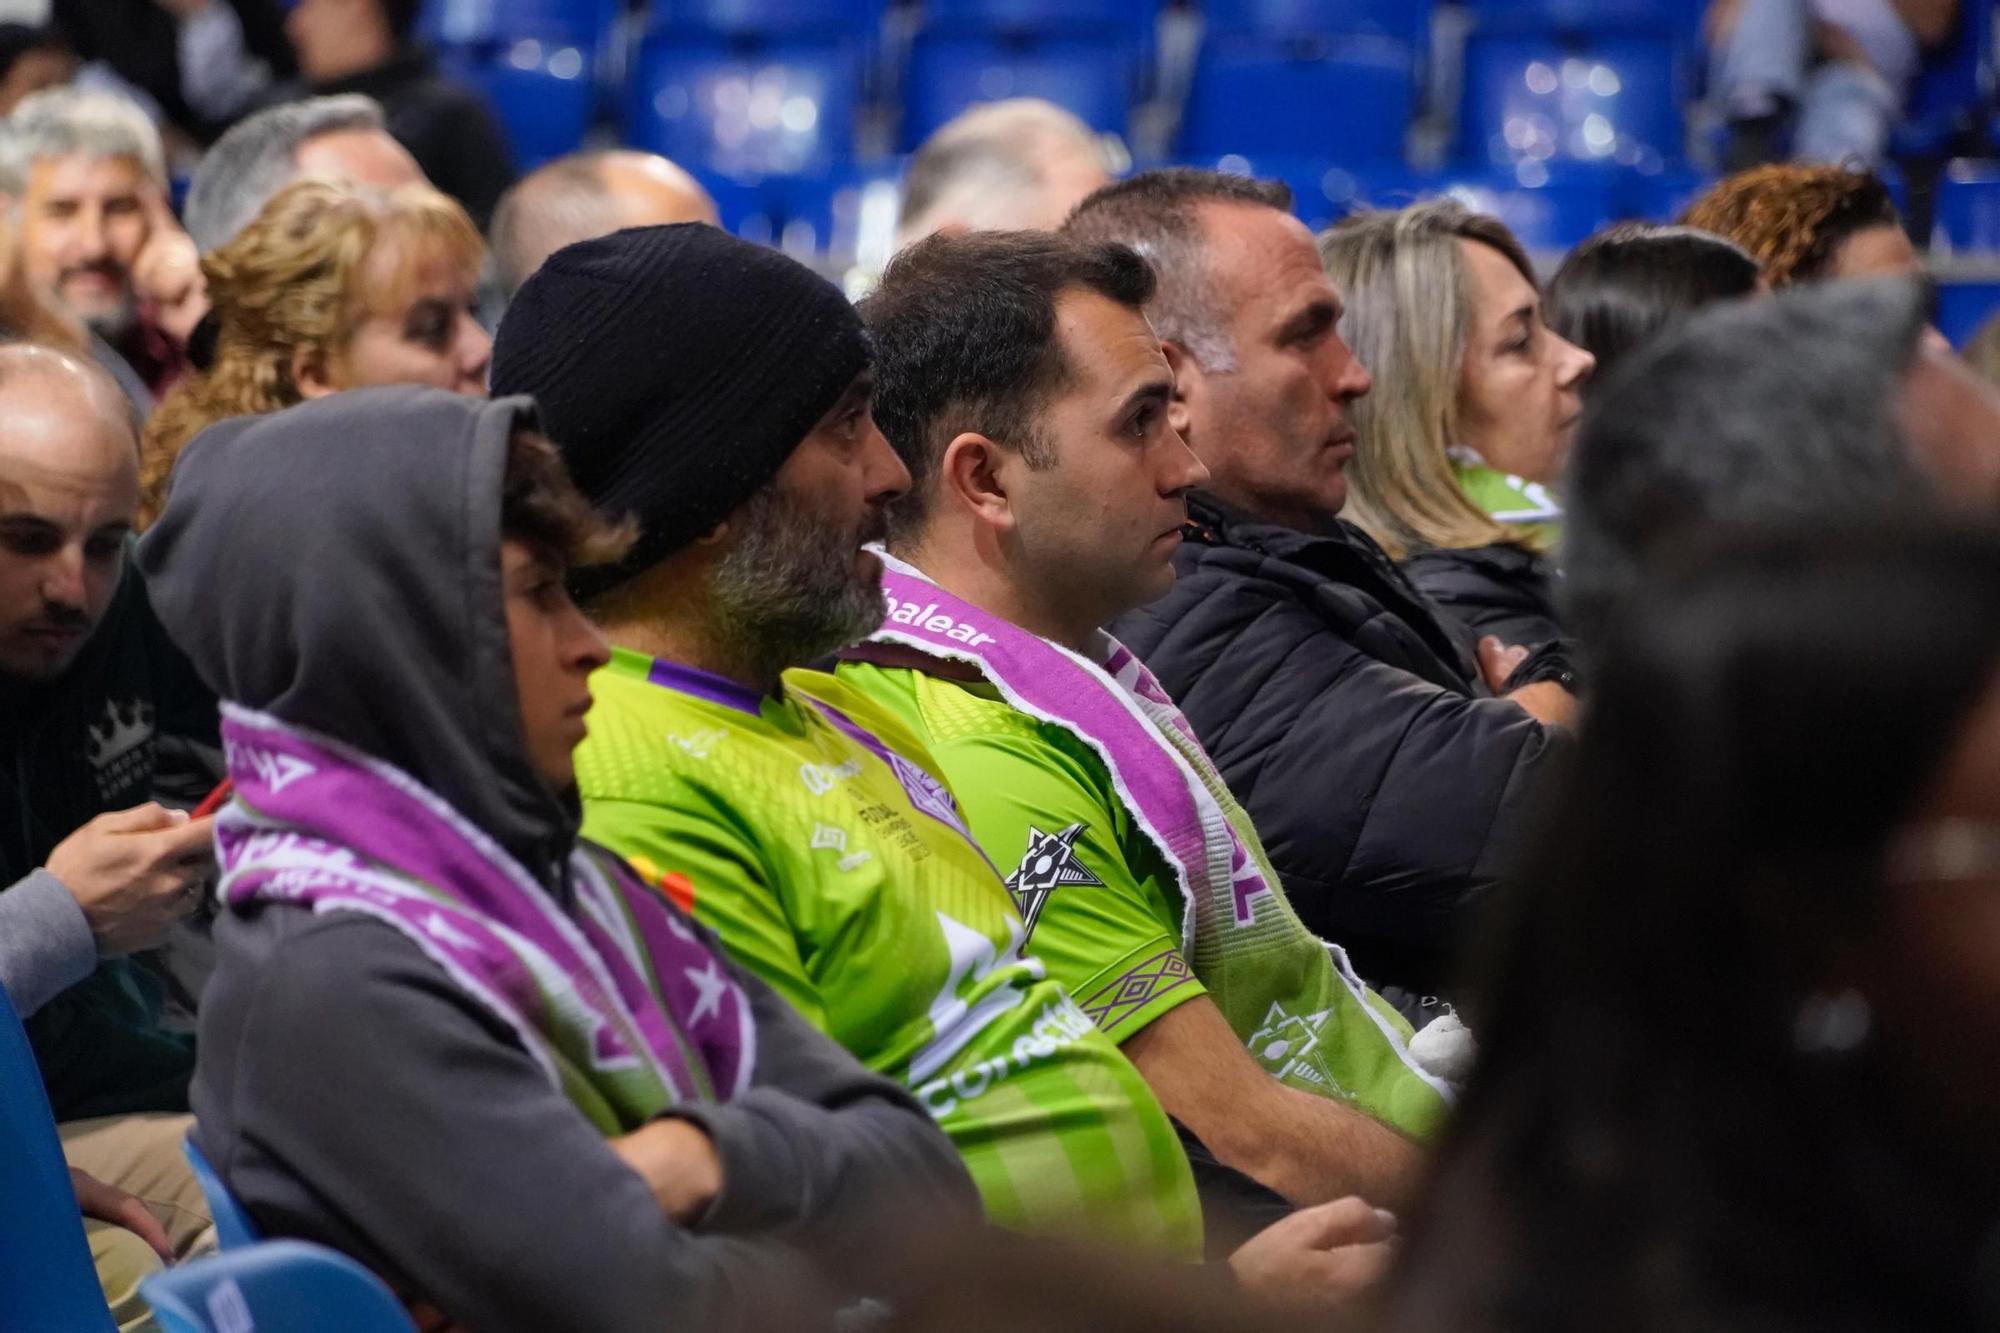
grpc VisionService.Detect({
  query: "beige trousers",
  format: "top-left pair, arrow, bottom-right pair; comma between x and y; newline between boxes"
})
61,1112 -> 219,1332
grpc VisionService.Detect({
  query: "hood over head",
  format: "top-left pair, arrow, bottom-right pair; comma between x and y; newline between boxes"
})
138,386 -> 576,885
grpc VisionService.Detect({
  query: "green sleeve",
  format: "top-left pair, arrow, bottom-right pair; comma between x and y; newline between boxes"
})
582,796 -> 830,1032
927,730 -> 1205,1045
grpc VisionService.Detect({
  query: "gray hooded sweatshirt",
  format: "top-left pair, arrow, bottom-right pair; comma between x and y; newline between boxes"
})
138,387 -> 976,1331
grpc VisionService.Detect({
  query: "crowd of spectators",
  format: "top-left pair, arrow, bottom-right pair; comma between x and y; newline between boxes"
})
2,13 -> 2000,1328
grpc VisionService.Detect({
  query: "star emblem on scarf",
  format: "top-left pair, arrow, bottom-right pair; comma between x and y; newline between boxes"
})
1005,823 -> 1104,943
684,958 -> 729,1026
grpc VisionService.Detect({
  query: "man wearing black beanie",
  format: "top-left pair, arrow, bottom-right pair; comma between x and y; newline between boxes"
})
488,225 -> 1398,1296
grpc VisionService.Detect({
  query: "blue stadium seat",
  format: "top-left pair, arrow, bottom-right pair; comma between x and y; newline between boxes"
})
420,0 -> 620,47
0,983 -> 117,1331
1180,152 -> 1390,229
772,163 -> 905,262
1430,164 -> 1618,250
1179,33 -> 1416,161
1933,159 -> 2000,253
902,32 -> 1138,147
628,35 -> 862,177
1459,0 -> 1702,40
1936,277 -> 2000,346
183,1136 -> 262,1253
1893,0 -> 1997,159
924,0 -> 1157,38
1458,32 -> 1688,170
142,1241 -> 416,1333
455,40 -> 599,170
1199,0 -> 1428,43
651,0 -> 879,36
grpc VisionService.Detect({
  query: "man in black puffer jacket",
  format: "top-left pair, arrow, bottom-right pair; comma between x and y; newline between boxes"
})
1067,170 -> 1574,1009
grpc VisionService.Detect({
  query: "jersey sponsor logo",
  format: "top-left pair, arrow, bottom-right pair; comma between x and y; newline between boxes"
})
913,995 -> 1096,1120
883,595 -> 998,647
809,823 -> 875,872
1004,823 -> 1104,942
799,756 -> 863,795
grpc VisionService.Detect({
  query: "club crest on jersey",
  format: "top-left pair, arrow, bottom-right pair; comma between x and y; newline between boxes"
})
1005,823 -> 1104,941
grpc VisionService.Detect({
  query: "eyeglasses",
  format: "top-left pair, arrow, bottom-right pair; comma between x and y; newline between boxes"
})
1884,818 -> 2000,885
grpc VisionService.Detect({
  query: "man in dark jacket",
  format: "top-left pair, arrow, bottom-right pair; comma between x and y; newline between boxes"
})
1065,170 -> 1573,1007
0,344 -> 223,1309
274,0 -> 513,226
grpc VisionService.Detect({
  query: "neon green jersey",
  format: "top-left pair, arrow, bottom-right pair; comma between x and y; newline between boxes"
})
575,648 -> 1202,1256
835,661 -> 1450,1138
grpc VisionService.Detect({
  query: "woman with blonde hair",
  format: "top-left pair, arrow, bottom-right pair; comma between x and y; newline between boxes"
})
1318,199 -> 1593,648
140,177 -> 489,520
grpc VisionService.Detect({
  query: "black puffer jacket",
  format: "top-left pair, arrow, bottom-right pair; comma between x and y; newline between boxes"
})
1110,494 -> 1567,1002
1400,541 -> 1563,650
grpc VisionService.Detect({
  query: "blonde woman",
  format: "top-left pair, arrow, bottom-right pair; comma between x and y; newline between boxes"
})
140,177 -> 489,521
1318,200 -> 1593,648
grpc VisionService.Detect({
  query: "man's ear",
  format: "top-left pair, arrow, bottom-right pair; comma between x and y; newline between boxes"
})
291,346 -> 337,400
938,432 -> 1015,532
1161,340 -> 1202,448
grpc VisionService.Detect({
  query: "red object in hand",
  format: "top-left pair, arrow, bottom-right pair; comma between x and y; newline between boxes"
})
192,778 -> 234,818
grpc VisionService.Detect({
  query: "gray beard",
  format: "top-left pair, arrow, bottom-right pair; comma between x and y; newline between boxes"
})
708,481 -> 887,679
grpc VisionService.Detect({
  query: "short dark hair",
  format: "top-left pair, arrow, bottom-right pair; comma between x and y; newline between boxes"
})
1547,223 -> 1763,384
500,426 -> 634,570
861,229 -> 1157,542
1062,167 -> 1292,371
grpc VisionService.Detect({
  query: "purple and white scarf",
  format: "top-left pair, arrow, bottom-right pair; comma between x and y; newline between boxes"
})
214,703 -> 756,1133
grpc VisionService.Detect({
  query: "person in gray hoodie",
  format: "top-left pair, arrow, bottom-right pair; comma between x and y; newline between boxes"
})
136,385 -> 978,1331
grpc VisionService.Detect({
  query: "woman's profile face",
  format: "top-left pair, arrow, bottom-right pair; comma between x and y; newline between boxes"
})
335,244 -> 491,397
1453,238 -> 1595,485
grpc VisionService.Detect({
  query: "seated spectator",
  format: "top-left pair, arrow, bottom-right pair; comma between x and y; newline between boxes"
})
489,149 -> 718,303
1681,163 -> 1920,286
494,225 -> 1397,1298
0,342 -> 222,1319
141,177 -> 488,519
895,99 -> 1117,250
138,385 -> 980,1332
1564,277 -> 2000,647
0,24 -> 78,116
1384,517 -> 2000,1331
1706,0 -> 1957,169
1,88 -> 200,395
53,0 -> 292,144
1063,170 -> 1570,1010
274,0 -> 513,226
181,93 -> 423,254
841,229 -> 1447,1242
1545,223 -> 1764,386
1319,201 -> 1595,649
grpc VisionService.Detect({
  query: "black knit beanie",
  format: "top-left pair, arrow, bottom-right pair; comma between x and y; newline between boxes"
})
491,223 -> 870,599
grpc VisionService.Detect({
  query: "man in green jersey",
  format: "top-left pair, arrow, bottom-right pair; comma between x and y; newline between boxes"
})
489,223 -> 1397,1291
833,230 -> 1452,1235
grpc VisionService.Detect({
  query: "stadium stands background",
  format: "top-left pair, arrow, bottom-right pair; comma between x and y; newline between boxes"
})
422,0 -> 2000,338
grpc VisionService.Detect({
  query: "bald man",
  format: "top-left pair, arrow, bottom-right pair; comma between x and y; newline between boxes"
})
894,98 -> 1115,249
488,149 -> 719,300
0,344 -> 222,1325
